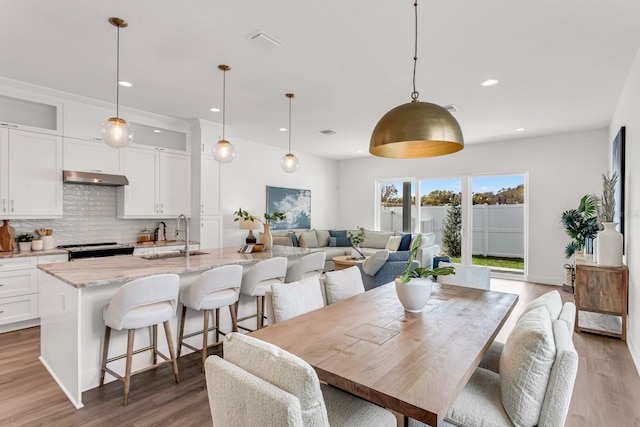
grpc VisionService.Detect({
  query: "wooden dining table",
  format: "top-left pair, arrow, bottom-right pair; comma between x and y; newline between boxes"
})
251,281 -> 518,426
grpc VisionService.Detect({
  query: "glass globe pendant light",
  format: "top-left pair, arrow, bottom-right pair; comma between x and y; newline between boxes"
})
212,65 -> 236,163
100,17 -> 134,148
281,93 -> 299,173
369,0 -> 463,158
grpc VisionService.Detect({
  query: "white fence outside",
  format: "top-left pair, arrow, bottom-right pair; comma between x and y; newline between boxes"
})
380,204 -> 524,259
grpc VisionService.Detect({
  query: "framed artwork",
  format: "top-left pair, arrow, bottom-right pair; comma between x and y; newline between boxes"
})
266,186 -> 311,230
612,126 -> 625,252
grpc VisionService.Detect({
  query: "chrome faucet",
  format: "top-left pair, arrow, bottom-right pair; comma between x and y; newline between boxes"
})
176,214 -> 190,261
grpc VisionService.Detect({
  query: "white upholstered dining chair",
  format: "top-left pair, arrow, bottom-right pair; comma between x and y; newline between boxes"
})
285,252 -> 326,282
264,276 -> 326,325
437,261 -> 491,290
323,265 -> 366,304
237,257 -> 287,330
205,332 -> 397,427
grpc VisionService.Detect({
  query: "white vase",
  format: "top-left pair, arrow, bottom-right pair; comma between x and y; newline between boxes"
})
596,222 -> 623,267
592,237 -> 598,263
18,241 -> 32,252
395,278 -> 433,313
351,247 -> 364,259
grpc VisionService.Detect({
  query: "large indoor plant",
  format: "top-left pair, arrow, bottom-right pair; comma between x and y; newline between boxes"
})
395,234 -> 455,312
234,208 -> 286,250
560,194 -> 600,258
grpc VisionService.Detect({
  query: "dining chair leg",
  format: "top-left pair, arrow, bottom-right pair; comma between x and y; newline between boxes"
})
123,329 -> 135,406
100,326 -> 111,386
229,303 -> 238,332
152,324 -> 158,365
163,320 -> 180,383
215,308 -> 220,342
256,296 -> 264,329
202,309 -> 210,373
177,305 -> 187,357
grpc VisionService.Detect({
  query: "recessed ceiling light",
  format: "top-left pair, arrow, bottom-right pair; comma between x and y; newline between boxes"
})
515,128 -> 525,132
279,127 -> 287,132
210,107 -> 221,112
356,150 -> 363,153
480,79 -> 499,87
118,81 -> 132,87
153,129 -> 162,133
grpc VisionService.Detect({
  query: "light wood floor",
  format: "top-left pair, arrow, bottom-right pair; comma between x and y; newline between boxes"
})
0,280 -> 639,426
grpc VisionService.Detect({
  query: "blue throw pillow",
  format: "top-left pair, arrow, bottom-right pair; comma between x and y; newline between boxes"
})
388,251 -> 410,262
398,233 -> 412,251
289,232 -> 299,247
329,236 -> 352,247
329,230 -> 347,238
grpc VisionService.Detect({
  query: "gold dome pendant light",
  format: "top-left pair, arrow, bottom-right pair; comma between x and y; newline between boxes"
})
281,93 -> 299,173
212,65 -> 236,163
101,17 -> 134,148
369,0 -> 463,158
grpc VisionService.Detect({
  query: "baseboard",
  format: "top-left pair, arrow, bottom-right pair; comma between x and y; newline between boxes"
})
525,275 -> 562,286
0,318 -> 40,334
628,334 -> 640,377
39,356 -> 84,409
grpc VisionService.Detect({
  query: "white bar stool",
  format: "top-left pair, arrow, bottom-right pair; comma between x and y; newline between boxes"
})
100,273 -> 180,406
178,265 -> 243,372
285,252 -> 326,282
237,257 -> 287,331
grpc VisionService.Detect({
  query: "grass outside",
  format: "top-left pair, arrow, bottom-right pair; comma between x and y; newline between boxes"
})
450,256 -> 524,270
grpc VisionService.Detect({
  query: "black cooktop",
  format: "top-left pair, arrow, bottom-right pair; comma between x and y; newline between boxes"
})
58,242 -> 135,260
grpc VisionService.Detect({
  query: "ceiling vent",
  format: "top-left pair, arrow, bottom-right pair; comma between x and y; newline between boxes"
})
443,104 -> 459,112
319,129 -> 337,135
248,30 -> 281,49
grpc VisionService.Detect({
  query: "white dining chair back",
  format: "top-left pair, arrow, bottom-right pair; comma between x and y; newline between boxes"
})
324,266 -> 365,304
265,276 -> 326,325
437,262 -> 491,290
285,252 -> 326,283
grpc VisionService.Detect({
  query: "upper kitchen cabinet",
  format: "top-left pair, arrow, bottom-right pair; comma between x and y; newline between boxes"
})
0,89 -> 62,136
63,102 -> 113,142
117,146 -> 190,218
0,128 -> 63,218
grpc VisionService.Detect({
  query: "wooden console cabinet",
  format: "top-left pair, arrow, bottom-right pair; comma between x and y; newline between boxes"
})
575,258 -> 627,341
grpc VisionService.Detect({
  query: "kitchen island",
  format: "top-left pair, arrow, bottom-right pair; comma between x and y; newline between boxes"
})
37,246 -> 309,408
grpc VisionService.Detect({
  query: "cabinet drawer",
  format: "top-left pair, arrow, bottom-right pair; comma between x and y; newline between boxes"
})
0,256 -> 38,272
0,269 -> 38,298
576,267 -> 625,313
37,254 -> 69,264
0,294 -> 38,325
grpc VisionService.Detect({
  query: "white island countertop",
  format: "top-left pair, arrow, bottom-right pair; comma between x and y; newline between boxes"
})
38,246 -> 310,288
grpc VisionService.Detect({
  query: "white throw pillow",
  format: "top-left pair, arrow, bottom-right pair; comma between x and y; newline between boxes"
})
362,250 -> 389,276
270,276 -> 325,323
385,236 -> 402,251
500,306 -> 556,427
324,266 -> 365,304
518,290 -> 563,322
298,230 -> 319,248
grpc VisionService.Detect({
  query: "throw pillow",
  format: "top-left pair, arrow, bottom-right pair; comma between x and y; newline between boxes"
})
289,232 -> 299,247
385,235 -> 402,251
328,230 -> 347,238
316,230 -> 331,247
398,233 -> 412,251
362,250 -> 389,276
298,230 -> 319,248
271,234 -> 292,246
388,251 -> 410,262
362,230 -> 394,249
329,236 -> 352,247
324,266 -> 365,304
518,290 -> 563,322
270,276 -> 325,323
500,306 -> 556,427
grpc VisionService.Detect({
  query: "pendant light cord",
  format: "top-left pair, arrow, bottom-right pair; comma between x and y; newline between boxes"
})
288,96 -> 292,154
411,0 -> 419,101
116,25 -> 121,118
222,68 -> 226,140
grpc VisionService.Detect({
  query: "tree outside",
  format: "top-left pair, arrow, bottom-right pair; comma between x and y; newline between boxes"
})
441,193 -> 462,257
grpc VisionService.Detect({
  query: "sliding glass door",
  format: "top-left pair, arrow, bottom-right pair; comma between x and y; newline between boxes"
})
377,180 -> 416,233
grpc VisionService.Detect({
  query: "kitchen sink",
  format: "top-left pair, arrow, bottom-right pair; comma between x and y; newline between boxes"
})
141,251 -> 209,260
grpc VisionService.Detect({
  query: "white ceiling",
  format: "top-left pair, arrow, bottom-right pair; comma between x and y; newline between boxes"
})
2,0 -> 640,160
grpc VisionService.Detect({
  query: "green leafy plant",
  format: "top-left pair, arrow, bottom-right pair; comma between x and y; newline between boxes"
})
233,208 -> 286,225
441,193 -> 461,257
560,194 -> 600,258
398,234 -> 455,283
348,226 -> 366,247
16,232 -> 35,242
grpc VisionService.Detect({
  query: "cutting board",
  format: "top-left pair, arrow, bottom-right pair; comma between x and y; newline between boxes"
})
0,220 -> 15,252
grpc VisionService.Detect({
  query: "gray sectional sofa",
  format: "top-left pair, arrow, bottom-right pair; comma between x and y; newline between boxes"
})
271,229 -> 440,272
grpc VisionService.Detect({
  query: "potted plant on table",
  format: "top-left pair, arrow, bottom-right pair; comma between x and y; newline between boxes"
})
347,226 -> 366,259
234,208 -> 286,250
395,234 -> 455,313
16,232 -> 35,252
560,194 -> 600,259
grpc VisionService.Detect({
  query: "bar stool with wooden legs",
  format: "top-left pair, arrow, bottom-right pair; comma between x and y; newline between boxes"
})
237,257 -> 287,331
178,265 -> 243,372
100,273 -> 181,406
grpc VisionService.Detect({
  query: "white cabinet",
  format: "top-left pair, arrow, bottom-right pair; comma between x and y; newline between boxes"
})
0,90 -> 62,135
117,146 -> 190,218
0,128 -> 63,218
63,102 -> 113,142
200,156 -> 221,215
63,138 -> 125,175
199,216 -> 222,249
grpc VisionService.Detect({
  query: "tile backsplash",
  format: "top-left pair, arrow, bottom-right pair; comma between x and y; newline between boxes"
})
7,184 -> 180,245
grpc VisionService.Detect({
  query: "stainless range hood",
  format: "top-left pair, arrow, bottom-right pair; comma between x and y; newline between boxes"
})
63,170 -> 129,186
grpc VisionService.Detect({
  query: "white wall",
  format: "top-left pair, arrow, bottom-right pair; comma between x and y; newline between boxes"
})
199,127 -> 339,247
610,46 -> 640,371
337,129 -> 609,285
